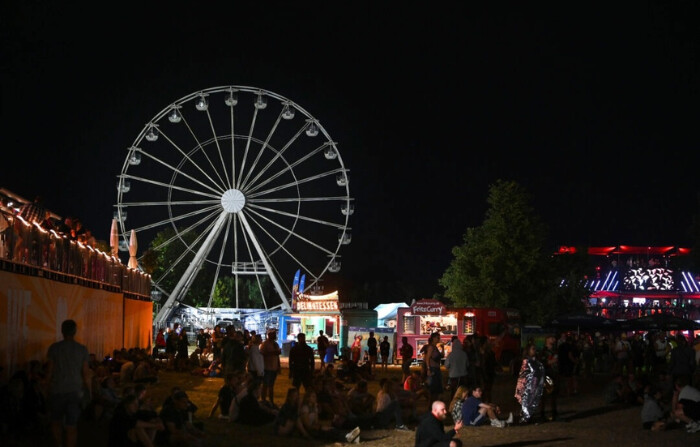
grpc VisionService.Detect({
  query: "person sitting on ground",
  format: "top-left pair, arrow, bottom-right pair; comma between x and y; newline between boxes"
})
671,376 -> 700,433
133,359 -> 158,384
374,378 -> 410,430
156,390 -> 206,447
208,373 -> 236,420
94,375 -> 121,421
461,386 -> 512,428
448,385 -> 470,424
237,380 -> 278,426
347,379 -> 375,419
275,388 -> 306,437
603,374 -> 626,404
300,388 -> 357,441
109,394 -> 164,447
641,384 -> 667,431
415,400 -> 462,447
318,377 -> 357,430
404,370 -> 429,402
394,377 -> 419,424
227,372 -> 248,423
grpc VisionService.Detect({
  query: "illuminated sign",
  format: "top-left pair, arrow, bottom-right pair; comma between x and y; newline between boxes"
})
296,290 -> 339,312
297,300 -> 339,311
410,299 -> 446,315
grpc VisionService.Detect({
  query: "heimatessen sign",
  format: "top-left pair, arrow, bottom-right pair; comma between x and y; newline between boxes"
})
410,299 -> 446,315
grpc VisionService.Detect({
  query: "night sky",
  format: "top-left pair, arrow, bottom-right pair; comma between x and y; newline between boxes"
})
2,2 -> 699,300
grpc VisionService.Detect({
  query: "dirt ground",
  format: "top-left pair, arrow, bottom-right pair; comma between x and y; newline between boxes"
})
10,362 -> 699,447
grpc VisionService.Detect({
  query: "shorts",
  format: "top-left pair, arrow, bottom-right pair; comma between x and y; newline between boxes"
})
292,372 -> 313,389
49,391 -> 83,426
263,369 -> 278,386
469,413 -> 487,426
680,399 -> 700,421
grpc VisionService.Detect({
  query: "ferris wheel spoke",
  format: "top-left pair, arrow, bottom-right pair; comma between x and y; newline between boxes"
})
118,200 -> 220,207
230,104 -> 237,189
250,196 -> 353,203
119,174 -> 221,200
158,124 -> 227,192
134,147 -> 225,196
247,168 -> 346,199
153,211 -> 224,284
245,141 -> 331,195
238,222 -> 269,309
204,109 -> 233,189
206,215 -> 232,308
126,205 -> 221,233
239,111 -> 284,190
245,208 -> 335,256
243,211 -> 317,285
247,203 -> 346,229
242,124 -> 306,193
149,208 -> 221,253
235,106 -> 261,190
177,113 -> 229,189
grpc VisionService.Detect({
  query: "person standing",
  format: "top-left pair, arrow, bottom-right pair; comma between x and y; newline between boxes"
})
415,400 -> 462,447
399,336 -> 414,382
539,335 -> 559,422
425,332 -> 444,405
514,343 -> 545,424
247,334 -> 265,386
669,334 -> 696,385
380,336 -> 391,372
316,330 -> 330,371
444,337 -> 467,399
46,319 -> 91,447
367,331 -> 378,376
351,335 -> 363,365
289,333 -> 315,391
195,329 -> 210,359
261,329 -> 282,407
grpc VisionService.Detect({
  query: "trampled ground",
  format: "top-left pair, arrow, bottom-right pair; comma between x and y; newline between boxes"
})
10,362 -> 698,447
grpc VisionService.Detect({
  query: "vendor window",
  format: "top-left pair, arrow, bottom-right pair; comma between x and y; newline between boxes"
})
419,313 -> 457,335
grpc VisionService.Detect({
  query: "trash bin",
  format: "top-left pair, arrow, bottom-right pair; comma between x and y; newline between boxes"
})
282,341 -> 294,356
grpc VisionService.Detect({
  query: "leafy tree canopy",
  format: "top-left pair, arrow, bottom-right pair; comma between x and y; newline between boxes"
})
439,179 -> 585,324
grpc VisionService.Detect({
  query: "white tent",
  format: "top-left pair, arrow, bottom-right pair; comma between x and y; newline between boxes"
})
374,302 -> 409,328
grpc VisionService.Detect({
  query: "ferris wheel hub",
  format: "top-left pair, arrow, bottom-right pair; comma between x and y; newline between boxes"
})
221,189 -> 246,213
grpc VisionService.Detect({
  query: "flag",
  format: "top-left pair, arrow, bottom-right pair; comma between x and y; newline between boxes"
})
291,269 -> 301,309
299,274 -> 306,295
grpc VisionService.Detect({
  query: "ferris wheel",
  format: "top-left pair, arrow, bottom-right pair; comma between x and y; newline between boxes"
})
115,86 -> 354,327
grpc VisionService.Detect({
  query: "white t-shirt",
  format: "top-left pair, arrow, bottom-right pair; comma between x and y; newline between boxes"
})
678,385 -> 700,402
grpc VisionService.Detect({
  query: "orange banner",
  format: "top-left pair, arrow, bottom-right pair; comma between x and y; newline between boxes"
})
0,270 -> 152,380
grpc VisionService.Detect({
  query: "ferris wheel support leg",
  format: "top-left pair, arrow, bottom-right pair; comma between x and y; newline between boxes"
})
154,212 -> 229,328
238,213 -> 293,312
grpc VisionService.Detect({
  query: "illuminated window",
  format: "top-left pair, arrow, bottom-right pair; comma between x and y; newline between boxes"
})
463,316 -> 476,335
403,315 -> 416,334
419,313 -> 457,335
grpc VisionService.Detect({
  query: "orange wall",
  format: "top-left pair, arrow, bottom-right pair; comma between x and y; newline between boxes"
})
0,271 -> 152,380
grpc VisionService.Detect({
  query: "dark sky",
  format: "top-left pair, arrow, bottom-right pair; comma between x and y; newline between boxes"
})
2,2 -> 699,299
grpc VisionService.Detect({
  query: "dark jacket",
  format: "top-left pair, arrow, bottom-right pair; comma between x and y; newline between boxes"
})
415,413 -> 456,447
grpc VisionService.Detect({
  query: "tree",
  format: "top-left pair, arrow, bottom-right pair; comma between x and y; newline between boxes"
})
211,275 -> 270,308
145,226 -> 213,307
439,179 -> 555,324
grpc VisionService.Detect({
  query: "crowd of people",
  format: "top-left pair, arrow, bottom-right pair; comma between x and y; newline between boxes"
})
3,319 -> 700,447
0,195 -> 100,264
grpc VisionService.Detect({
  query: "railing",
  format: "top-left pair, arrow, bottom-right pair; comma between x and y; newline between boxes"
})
0,210 -> 150,298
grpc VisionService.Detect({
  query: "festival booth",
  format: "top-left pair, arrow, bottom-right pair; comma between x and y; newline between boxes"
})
279,290 -> 342,357
396,299 -> 522,366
